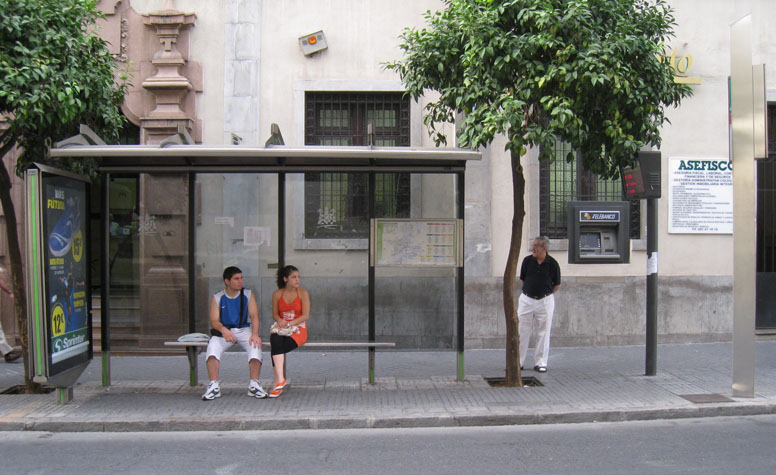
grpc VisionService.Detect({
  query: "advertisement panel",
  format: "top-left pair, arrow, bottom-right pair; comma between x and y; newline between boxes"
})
26,164 -> 92,384
42,175 -> 90,373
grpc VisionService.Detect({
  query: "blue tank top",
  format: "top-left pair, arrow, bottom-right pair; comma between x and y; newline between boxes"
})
214,289 -> 251,328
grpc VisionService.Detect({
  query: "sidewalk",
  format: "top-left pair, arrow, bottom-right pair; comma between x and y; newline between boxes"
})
1,342 -> 775,432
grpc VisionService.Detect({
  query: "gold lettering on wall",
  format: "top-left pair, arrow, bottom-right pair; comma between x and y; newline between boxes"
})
665,48 -> 702,85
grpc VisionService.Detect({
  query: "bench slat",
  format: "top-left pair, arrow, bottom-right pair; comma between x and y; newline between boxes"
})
305,342 -> 396,348
164,341 -> 396,348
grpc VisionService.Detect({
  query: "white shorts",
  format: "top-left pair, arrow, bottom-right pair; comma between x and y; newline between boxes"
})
206,326 -> 263,363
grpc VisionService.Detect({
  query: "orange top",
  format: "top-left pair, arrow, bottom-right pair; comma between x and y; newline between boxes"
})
278,293 -> 307,346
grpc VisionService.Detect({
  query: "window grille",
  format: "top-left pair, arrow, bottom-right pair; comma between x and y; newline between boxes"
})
304,92 -> 411,238
540,140 -> 641,239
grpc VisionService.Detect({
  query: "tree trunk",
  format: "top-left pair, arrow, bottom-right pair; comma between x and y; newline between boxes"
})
503,148 -> 526,386
0,143 -> 41,394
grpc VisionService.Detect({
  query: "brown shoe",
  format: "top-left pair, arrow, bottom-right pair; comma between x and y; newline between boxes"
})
4,350 -> 22,363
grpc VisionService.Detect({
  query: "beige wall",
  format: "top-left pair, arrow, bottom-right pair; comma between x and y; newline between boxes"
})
259,0 -> 441,146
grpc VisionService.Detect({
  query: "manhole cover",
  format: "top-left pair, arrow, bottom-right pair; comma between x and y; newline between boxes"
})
679,393 -> 734,404
484,376 -> 543,387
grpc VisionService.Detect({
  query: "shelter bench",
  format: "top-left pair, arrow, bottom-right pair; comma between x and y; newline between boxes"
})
164,340 -> 397,386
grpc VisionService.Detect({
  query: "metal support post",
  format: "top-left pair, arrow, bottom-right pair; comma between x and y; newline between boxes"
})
457,171 -> 465,381
101,172 -> 111,387
645,198 -> 658,376
188,172 -> 196,335
57,386 -> 74,404
368,172 -> 376,384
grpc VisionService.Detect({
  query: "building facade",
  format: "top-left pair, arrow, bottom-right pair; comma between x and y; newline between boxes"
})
3,0 -> 775,352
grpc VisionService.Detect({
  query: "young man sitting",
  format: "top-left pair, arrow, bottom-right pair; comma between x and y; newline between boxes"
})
202,266 -> 267,400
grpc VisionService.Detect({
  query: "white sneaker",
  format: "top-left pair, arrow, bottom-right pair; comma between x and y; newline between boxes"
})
202,381 -> 221,401
248,380 -> 268,398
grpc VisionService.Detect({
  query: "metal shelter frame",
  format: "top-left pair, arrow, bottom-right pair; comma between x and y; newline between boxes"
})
50,135 -> 480,385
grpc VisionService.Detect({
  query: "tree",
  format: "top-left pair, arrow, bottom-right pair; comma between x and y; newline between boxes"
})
0,0 -> 127,392
387,0 -> 692,385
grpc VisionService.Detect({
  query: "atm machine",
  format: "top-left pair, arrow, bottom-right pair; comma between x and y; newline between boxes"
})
567,201 -> 630,264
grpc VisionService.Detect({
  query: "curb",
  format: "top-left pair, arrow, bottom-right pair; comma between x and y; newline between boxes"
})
2,403 -> 775,432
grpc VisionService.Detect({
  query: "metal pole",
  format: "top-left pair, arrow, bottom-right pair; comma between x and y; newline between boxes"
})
278,173 -> 286,379
278,173 -> 285,269
188,173 -> 196,334
456,171 -> 465,381
368,172 -> 376,384
100,172 -> 111,387
645,198 -> 658,376
187,173 -> 197,386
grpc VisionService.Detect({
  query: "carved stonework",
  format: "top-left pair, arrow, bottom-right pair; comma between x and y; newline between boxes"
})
140,4 -> 197,144
115,15 -> 129,63
95,0 -> 203,143
97,1 -> 127,62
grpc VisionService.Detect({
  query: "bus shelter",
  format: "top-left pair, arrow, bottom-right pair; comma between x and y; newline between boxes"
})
49,128 -> 480,386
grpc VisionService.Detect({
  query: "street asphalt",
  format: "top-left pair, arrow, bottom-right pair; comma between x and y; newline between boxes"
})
1,341 -> 774,432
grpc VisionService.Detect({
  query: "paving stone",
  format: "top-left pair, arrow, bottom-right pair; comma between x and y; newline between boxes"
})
0,342 -> 775,431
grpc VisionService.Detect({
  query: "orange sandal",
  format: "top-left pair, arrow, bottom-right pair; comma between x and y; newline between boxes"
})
269,379 -> 288,398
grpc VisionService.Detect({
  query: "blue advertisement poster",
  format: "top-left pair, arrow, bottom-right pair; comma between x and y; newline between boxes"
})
42,175 -> 91,373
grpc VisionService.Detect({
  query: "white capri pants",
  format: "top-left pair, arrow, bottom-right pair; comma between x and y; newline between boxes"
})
518,293 -> 555,368
206,326 -> 263,363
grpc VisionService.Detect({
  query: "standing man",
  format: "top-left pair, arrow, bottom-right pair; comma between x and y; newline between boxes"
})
0,277 -> 22,363
202,266 -> 267,400
518,236 -> 561,373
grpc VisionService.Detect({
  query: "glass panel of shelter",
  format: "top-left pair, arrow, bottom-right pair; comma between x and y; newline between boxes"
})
97,169 -> 458,351
95,172 -> 192,352
104,175 -> 141,351
194,173 -> 279,337
287,172 -> 370,343
289,171 -> 458,349
374,173 -> 457,350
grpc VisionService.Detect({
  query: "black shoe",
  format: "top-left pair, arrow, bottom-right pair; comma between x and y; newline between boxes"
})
4,350 -> 22,363
520,366 -> 524,370
533,365 -> 547,373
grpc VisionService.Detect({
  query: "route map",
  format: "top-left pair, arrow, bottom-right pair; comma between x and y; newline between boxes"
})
375,220 -> 458,267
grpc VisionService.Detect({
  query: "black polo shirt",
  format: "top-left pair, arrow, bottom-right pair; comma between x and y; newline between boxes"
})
519,253 -> 561,298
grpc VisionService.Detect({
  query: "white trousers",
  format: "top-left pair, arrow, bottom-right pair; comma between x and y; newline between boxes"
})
518,293 -> 555,368
0,321 -> 13,355
206,327 -> 263,363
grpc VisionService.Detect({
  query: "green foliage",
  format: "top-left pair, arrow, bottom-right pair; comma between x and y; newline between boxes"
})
387,0 -> 692,179
0,0 -> 128,176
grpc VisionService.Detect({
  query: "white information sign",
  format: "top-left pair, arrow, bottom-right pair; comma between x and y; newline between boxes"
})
244,226 -> 271,247
373,219 -> 460,267
214,216 -> 234,227
668,158 -> 733,234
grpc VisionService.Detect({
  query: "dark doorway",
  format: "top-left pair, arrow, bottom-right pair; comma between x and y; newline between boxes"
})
756,104 -> 776,329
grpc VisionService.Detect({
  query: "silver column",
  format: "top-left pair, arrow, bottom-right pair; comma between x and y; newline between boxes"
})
730,14 -> 756,398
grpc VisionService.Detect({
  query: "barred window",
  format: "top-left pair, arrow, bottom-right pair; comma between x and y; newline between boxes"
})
304,92 -> 411,239
540,140 -> 640,239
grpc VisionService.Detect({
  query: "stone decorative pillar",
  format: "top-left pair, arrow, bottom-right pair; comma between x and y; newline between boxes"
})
141,2 -> 196,144
137,2 -> 195,348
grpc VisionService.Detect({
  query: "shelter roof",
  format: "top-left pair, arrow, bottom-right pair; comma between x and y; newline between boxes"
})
49,144 -> 481,173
